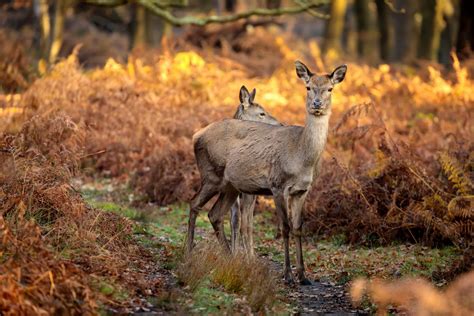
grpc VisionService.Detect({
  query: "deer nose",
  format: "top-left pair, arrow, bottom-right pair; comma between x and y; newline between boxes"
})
312,99 -> 322,109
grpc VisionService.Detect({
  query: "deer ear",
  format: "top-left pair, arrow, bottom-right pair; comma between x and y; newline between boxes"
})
250,88 -> 256,102
330,64 -> 347,84
295,60 -> 313,83
239,85 -> 251,107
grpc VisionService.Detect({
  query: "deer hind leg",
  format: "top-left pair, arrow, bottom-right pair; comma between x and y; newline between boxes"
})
230,195 -> 241,253
289,191 -> 311,285
273,190 -> 294,284
240,194 -> 256,256
209,188 -> 239,253
186,182 -> 218,254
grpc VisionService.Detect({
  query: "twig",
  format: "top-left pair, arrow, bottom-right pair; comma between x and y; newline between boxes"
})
79,149 -> 106,159
86,0 -> 331,26
383,0 -> 405,14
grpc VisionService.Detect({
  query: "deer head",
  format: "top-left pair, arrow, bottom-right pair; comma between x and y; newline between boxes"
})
235,86 -> 280,125
295,61 -> 347,116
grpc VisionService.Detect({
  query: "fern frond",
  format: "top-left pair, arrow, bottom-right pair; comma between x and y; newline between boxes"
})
447,195 -> 474,220
333,102 -> 373,133
368,149 -> 389,178
439,152 -> 473,196
450,221 -> 473,238
421,194 -> 448,218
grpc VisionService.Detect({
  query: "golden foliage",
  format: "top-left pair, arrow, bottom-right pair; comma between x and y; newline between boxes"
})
448,196 -> 474,220
178,242 -> 278,311
351,270 -> 474,315
439,152 -> 473,196
0,113 -> 166,312
0,33 -> 472,261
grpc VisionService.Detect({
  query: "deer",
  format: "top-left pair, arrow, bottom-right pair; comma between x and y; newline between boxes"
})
187,61 -> 347,285
231,86 -> 282,255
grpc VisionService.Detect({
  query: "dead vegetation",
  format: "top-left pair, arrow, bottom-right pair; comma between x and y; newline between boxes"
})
0,34 -> 472,312
0,113 -> 165,313
0,30 -> 31,92
3,41 -> 470,250
177,242 -> 278,311
351,270 -> 474,315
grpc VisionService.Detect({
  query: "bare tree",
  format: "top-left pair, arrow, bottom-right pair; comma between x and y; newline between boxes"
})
354,0 -> 372,59
438,0 -> 457,65
87,0 -> 329,26
375,0 -> 394,62
49,0 -> 69,63
323,0 -> 347,57
34,0 -> 51,59
456,0 -> 473,60
392,0 -> 418,62
130,3 -> 171,49
418,0 -> 445,61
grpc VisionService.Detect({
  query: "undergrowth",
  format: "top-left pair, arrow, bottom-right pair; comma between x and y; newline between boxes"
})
0,33 -> 473,313
177,242 -> 278,312
0,114 -> 164,313
1,45 -> 470,251
351,270 -> 474,315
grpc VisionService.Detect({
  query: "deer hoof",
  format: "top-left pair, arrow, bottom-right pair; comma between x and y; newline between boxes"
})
284,274 -> 296,286
299,277 -> 312,286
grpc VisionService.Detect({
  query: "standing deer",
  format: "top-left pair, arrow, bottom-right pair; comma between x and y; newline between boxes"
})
231,86 -> 282,255
187,61 -> 347,284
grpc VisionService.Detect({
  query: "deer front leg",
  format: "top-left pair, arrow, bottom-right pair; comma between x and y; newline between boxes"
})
289,192 -> 311,285
230,195 -> 241,253
273,192 -> 294,284
209,189 -> 239,253
187,182 -> 218,254
240,194 -> 256,256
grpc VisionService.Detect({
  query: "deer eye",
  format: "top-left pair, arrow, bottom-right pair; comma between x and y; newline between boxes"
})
306,87 -> 310,91
328,88 -> 333,92
259,112 -> 265,117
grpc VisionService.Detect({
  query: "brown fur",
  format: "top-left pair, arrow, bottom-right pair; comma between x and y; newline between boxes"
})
229,85 -> 281,254
187,61 -> 347,285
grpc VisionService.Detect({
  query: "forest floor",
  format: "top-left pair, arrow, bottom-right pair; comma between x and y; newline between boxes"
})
79,179 -> 462,315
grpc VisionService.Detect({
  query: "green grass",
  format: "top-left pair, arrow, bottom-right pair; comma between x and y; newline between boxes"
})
251,209 -> 461,284
91,278 -> 129,302
81,180 -> 463,314
189,279 -> 235,314
303,241 -> 460,283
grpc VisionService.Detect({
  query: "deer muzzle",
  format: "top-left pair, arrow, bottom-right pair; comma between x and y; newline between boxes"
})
311,99 -> 322,109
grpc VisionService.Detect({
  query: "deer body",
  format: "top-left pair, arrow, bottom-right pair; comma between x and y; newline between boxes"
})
197,118 -> 327,193
187,61 -> 347,284
229,86 -> 281,254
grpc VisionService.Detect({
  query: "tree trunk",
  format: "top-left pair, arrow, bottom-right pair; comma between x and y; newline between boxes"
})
439,0 -> 458,65
354,0 -> 371,59
375,0 -> 394,62
323,0 -> 347,58
392,0 -> 419,62
226,0 -> 237,12
131,4 -> 147,49
48,0 -> 67,63
418,0 -> 445,61
34,0 -> 51,60
266,0 -> 281,9
130,4 -> 170,49
456,0 -> 474,60
147,8 -> 170,46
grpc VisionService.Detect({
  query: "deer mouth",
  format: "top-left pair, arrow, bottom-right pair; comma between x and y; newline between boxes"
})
310,108 -> 326,116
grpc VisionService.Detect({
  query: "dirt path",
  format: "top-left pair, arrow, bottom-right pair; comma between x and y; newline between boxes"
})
82,182 -> 461,315
264,258 -> 366,315
289,281 -> 364,315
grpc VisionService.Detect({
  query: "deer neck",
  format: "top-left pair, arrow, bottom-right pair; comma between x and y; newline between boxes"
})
299,112 -> 330,167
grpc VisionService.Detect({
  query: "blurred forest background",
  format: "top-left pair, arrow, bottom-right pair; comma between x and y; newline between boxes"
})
1,0 -> 473,83
0,0 -> 473,315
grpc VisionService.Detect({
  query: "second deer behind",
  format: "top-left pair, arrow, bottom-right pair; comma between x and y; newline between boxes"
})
188,61 -> 347,285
